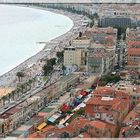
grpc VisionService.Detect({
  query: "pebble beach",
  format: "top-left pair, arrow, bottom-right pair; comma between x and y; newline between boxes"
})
0,5 -> 89,87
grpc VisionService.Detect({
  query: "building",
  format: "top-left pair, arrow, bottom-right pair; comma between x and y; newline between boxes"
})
125,28 -> 140,73
99,16 -> 132,28
87,120 -> 117,137
126,27 -> 140,43
85,26 -> 117,49
86,45 -> 115,75
64,27 -> 117,75
86,87 -> 130,125
119,103 -> 140,138
0,95 -> 43,137
28,116 -> 117,138
126,48 -> 140,72
0,73 -> 81,137
93,87 -> 130,99
64,37 -> 90,70
58,74 -> 80,92
64,46 -> 76,67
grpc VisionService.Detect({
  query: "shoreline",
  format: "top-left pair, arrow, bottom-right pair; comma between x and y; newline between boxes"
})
0,5 -> 89,87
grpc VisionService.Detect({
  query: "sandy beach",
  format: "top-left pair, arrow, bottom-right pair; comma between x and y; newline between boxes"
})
0,5 -> 89,87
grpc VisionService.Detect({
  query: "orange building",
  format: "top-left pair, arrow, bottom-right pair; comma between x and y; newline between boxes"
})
86,87 -> 130,125
127,48 -> 140,72
119,103 -> 140,138
87,120 -> 117,137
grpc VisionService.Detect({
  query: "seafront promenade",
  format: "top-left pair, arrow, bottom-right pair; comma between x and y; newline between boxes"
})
0,5 -> 89,87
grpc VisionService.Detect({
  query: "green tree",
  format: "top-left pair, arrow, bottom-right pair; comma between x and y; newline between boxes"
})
47,58 -> 56,66
11,90 -> 16,101
28,79 -> 33,89
76,107 -> 85,115
56,51 -> 64,59
93,12 -> 99,20
43,64 -> 53,76
16,86 -> 22,97
16,71 -> 25,82
2,96 -> 7,106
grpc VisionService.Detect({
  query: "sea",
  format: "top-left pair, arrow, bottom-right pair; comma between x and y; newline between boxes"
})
0,4 -> 73,75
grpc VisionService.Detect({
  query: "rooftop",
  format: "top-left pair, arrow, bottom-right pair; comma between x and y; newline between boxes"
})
127,41 -> 140,47
128,48 -> 140,55
120,103 -> 140,138
87,48 -> 107,58
88,120 -> 116,132
28,125 -> 55,138
86,97 -> 118,106
56,117 -> 89,134
60,74 -> 79,83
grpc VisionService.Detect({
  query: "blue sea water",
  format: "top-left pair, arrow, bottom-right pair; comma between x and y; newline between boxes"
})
0,5 -> 73,75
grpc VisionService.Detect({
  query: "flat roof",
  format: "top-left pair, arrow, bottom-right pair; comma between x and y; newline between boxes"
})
60,74 -> 79,83
41,107 -> 54,113
25,116 -> 42,126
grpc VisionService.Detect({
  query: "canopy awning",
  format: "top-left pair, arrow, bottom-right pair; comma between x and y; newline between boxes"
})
61,104 -> 69,112
85,88 -> 92,93
37,122 -> 47,131
77,94 -> 83,99
80,91 -> 87,96
48,117 -> 56,123
51,113 -> 61,119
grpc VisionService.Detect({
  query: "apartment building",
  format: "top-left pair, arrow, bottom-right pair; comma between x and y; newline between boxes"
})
64,27 -> 117,75
85,87 -> 130,125
0,95 -> 43,136
87,44 -> 115,75
127,48 -> 140,72
29,117 -> 117,138
86,120 -> 117,138
85,26 -> 117,49
119,103 -> 140,138
64,37 -> 90,67
0,73 -> 80,136
125,27 -> 140,73
126,27 -> 140,43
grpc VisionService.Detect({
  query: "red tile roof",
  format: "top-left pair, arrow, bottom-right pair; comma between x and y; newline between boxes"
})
28,125 -> 55,138
128,48 -> 140,55
94,87 -> 115,96
128,41 -> 140,47
112,101 -> 129,112
86,97 -> 119,106
56,117 -> 89,134
94,87 -> 130,100
88,120 -> 116,132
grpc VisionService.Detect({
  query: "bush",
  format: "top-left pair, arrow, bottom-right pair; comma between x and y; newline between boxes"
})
99,74 -> 121,86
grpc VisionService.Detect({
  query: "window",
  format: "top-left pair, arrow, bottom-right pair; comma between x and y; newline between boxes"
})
96,131 -> 99,134
94,106 -> 97,111
133,96 -> 136,99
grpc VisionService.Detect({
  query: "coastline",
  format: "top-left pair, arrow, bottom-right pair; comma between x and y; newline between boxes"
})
0,5 -> 89,87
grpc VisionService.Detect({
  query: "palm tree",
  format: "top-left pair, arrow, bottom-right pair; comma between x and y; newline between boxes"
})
2,96 -> 7,107
20,84 -> 26,94
11,90 -> 16,101
25,82 -> 30,92
15,87 -> 22,99
16,71 -> 25,82
28,79 -> 33,90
